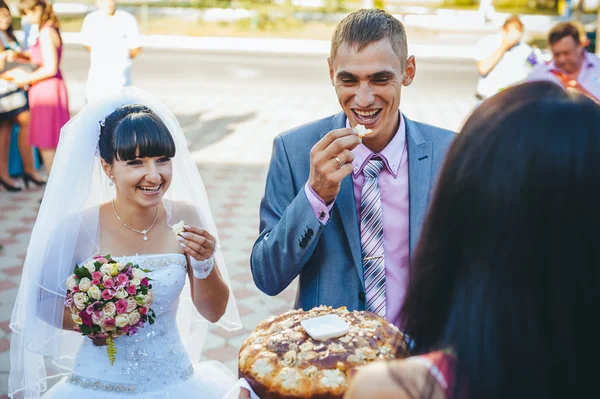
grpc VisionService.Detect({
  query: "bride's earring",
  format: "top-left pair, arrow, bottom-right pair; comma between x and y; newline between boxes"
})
109,176 -> 115,187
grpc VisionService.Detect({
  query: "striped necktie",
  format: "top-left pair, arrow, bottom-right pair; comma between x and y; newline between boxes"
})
360,157 -> 386,317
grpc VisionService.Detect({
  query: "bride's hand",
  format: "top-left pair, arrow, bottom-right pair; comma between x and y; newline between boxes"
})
239,388 -> 251,399
178,225 -> 216,261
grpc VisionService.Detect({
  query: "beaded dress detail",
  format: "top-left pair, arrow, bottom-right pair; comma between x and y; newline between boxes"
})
42,254 -> 235,398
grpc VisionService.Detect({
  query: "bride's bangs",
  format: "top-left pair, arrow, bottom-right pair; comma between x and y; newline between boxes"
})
113,114 -> 176,161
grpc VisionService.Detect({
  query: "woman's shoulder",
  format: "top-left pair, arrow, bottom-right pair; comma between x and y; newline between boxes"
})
164,199 -> 202,226
346,351 -> 452,399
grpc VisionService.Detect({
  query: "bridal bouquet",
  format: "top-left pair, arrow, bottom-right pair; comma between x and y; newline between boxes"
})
64,255 -> 156,365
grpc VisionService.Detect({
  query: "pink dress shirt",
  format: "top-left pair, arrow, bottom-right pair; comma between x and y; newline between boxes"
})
528,52 -> 600,101
304,112 -> 410,328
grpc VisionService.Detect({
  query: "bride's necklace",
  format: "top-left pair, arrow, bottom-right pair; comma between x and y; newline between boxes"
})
112,199 -> 159,241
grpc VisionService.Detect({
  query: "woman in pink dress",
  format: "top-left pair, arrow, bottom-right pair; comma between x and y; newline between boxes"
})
5,0 -> 69,174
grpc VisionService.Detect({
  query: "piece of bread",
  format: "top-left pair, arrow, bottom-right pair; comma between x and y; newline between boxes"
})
238,306 -> 408,399
172,220 -> 185,236
355,124 -> 373,139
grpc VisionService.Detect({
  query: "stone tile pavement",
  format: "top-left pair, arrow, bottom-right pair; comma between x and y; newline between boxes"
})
0,75 -> 476,397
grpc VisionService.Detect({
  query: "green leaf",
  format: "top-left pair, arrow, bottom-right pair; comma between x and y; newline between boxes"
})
94,261 -> 102,270
75,266 -> 92,280
91,325 -> 100,333
148,317 -> 155,325
80,325 -> 91,336
141,268 -> 152,273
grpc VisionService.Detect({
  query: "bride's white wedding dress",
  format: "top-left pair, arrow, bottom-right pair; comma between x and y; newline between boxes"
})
42,254 -> 236,398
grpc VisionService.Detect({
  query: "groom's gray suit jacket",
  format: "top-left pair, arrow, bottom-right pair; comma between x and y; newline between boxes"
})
251,111 -> 455,313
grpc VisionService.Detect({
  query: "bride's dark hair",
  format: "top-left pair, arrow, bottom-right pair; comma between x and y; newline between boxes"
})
98,104 -> 176,164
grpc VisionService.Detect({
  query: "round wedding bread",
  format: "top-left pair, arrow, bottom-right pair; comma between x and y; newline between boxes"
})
238,306 -> 408,399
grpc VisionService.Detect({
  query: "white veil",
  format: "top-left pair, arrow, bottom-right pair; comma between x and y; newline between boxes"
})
8,87 -> 242,398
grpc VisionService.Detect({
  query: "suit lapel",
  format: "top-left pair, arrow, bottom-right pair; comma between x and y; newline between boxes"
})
329,112 -> 364,287
405,116 -> 432,255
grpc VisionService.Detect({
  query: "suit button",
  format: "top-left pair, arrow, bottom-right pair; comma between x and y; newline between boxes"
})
301,237 -> 309,244
358,292 -> 365,301
308,227 -> 314,234
299,242 -> 306,249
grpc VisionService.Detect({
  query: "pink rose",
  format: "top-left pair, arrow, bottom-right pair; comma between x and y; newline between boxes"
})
101,289 -> 113,300
96,332 -> 108,339
122,325 -> 131,334
93,256 -> 108,264
78,310 -> 92,327
139,307 -> 147,315
116,274 -> 129,286
91,279 -> 101,286
140,278 -> 149,287
72,286 -> 80,293
104,318 -> 116,329
126,285 -> 137,296
73,325 -> 81,332
64,297 -> 74,309
115,300 -> 128,314
86,304 -> 95,315
92,272 -> 102,281
104,278 -> 115,289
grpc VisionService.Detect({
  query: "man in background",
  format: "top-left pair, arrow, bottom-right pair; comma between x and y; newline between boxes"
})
475,15 -> 538,102
80,0 -> 142,102
529,21 -> 600,103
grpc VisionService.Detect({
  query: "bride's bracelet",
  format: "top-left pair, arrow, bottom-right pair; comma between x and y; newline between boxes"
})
190,256 -> 214,279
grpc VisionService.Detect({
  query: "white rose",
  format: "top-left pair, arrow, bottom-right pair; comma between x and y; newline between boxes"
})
84,262 -> 96,275
116,262 -> 126,272
115,289 -> 127,300
132,268 -> 146,279
87,286 -> 101,301
71,313 -> 83,325
126,298 -> 138,312
115,315 -> 129,328
73,293 -> 88,310
103,302 -> 116,317
92,313 -> 104,326
100,264 -> 112,276
66,275 -> 78,291
78,277 -> 92,292
129,311 -> 141,326
131,277 -> 141,286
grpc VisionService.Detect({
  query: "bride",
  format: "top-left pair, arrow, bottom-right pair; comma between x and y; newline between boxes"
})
8,88 -> 242,398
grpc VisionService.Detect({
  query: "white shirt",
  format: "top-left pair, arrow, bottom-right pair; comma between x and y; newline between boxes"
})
476,33 -> 537,99
80,10 -> 141,102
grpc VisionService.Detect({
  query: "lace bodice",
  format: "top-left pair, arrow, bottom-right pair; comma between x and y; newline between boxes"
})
68,254 -> 193,394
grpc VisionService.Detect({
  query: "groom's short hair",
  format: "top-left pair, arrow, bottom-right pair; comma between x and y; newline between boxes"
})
330,9 -> 408,69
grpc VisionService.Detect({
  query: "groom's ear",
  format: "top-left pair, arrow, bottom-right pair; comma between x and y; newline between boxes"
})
100,158 -> 112,178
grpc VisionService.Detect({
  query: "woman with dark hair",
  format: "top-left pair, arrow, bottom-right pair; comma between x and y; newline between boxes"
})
346,81 -> 600,399
9,88 -> 241,398
0,0 -> 44,191
2,0 -> 69,175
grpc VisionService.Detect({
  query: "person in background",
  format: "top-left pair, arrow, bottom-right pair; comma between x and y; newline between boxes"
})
345,81 -> 600,399
529,20 -> 600,102
0,0 -> 44,191
80,0 -> 142,103
3,0 -> 70,175
475,15 -> 538,103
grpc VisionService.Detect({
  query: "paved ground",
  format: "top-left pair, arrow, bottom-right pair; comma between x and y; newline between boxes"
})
0,47 -> 477,397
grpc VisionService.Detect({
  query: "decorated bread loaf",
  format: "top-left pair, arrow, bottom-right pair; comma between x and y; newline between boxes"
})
238,306 -> 408,399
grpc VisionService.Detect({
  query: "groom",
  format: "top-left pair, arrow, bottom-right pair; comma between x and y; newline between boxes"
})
251,9 -> 455,328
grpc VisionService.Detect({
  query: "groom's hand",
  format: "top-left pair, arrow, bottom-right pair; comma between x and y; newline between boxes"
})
309,128 -> 360,204
239,388 -> 251,399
